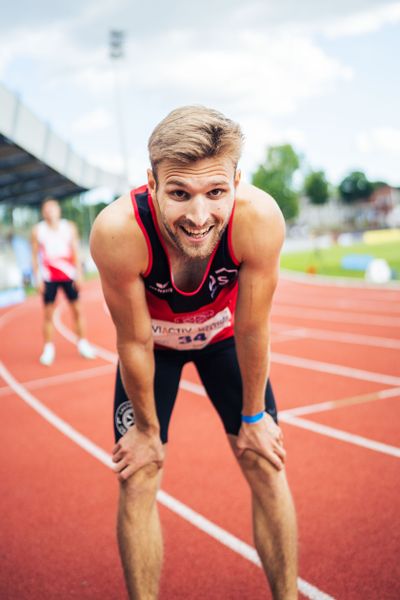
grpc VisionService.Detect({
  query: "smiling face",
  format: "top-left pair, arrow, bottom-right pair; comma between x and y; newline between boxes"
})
148,156 -> 240,260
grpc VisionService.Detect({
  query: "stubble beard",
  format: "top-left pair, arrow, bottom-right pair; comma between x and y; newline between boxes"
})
162,218 -> 227,261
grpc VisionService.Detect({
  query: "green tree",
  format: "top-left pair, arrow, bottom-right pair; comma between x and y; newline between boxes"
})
251,145 -> 300,221
304,170 -> 329,205
339,171 -> 373,203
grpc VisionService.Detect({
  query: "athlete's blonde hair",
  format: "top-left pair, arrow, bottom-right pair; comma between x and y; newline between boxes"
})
148,105 -> 244,178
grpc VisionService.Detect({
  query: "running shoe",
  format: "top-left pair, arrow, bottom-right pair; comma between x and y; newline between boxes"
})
77,339 -> 96,359
39,343 -> 55,366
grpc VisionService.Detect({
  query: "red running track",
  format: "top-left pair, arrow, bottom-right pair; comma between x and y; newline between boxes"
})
0,275 -> 399,599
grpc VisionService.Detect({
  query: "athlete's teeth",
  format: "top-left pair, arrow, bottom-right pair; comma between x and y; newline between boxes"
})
182,226 -> 211,237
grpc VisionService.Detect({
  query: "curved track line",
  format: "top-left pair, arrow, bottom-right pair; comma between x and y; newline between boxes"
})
0,365 -> 333,600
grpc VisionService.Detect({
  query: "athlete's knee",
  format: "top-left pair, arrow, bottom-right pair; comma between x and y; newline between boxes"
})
238,449 -> 284,491
120,463 -> 161,506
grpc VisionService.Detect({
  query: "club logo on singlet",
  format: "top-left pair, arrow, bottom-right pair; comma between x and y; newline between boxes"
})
149,281 -> 173,294
209,268 -> 238,298
115,401 -> 135,435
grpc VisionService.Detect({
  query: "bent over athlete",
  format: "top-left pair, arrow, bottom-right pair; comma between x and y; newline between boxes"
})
90,106 -> 298,600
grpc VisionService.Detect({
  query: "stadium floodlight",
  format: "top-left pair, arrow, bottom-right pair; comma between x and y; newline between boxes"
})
108,30 -> 129,185
109,30 -> 125,59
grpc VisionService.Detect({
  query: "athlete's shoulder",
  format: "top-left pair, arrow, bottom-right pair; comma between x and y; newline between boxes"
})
90,190 -> 148,279
232,182 -> 285,263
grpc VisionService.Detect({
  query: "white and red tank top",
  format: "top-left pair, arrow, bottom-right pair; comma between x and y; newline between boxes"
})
131,185 -> 241,350
36,219 -> 76,282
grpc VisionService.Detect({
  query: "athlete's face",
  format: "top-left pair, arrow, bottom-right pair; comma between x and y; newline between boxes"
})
148,157 -> 240,260
41,200 -> 61,224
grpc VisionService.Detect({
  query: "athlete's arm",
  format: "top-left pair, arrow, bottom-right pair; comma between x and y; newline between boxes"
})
90,196 -> 163,480
70,222 -> 83,286
31,226 -> 43,293
233,183 -> 286,470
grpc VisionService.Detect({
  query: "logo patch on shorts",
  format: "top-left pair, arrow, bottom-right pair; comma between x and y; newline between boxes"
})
115,401 -> 135,435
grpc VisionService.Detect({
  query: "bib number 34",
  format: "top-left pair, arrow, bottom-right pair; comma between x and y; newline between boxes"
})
178,332 -> 207,345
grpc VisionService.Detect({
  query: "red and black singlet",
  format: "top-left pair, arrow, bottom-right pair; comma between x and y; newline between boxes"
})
131,185 -> 241,350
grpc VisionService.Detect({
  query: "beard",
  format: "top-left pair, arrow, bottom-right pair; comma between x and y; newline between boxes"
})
161,217 -> 227,260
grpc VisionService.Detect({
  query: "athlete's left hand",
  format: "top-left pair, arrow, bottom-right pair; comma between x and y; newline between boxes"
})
73,277 -> 82,291
236,413 -> 286,470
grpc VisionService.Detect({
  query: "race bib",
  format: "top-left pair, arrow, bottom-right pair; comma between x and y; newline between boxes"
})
151,307 -> 232,350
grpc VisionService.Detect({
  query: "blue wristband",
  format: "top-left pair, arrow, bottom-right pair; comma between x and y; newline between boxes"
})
241,411 -> 265,424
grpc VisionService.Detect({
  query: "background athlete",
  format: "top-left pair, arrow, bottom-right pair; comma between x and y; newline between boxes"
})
32,198 -> 95,365
90,106 -> 298,599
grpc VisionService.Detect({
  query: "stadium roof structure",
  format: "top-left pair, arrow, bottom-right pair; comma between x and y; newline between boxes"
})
0,82 -> 127,206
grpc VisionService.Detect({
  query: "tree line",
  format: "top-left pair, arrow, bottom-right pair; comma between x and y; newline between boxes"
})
251,144 -> 390,221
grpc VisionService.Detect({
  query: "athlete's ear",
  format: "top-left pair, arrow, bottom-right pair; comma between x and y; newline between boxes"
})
234,169 -> 241,188
147,169 -> 157,194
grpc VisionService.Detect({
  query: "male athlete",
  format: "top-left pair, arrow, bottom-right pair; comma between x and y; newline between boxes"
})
32,198 -> 95,365
90,106 -> 298,599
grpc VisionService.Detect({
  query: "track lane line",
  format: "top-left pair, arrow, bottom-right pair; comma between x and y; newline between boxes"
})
280,387 -> 400,417
272,353 -> 400,387
0,360 -> 334,600
0,364 -> 115,397
270,326 -> 400,350
272,305 -> 400,328
279,413 -> 400,458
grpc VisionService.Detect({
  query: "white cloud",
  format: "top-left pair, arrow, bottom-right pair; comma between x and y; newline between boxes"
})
323,2 -> 400,38
357,127 -> 400,153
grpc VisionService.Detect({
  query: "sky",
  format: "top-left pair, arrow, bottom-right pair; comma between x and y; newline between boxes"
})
1,0 -> 400,189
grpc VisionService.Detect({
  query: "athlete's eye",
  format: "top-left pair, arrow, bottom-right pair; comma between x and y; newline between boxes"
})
209,188 -> 225,198
170,190 -> 189,200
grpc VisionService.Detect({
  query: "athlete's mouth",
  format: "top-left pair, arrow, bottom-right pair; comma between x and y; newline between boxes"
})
179,225 -> 214,239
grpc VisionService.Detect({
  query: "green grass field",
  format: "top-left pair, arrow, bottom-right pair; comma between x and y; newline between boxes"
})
280,240 -> 400,280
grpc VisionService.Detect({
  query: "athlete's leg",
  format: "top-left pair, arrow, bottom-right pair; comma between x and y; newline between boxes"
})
43,302 -> 56,343
114,349 -> 185,600
59,280 -> 84,337
69,299 -> 85,338
228,436 -> 298,600
63,281 -> 95,358
117,462 -> 165,600
40,283 -> 57,365
195,339 -> 298,600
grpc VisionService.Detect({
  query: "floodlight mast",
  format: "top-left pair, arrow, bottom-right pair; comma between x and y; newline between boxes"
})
109,30 -> 129,186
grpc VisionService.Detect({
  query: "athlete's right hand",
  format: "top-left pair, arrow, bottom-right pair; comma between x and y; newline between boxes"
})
112,426 -> 164,482
37,281 -> 45,294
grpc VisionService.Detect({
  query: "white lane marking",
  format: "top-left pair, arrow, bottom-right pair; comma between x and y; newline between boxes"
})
279,413 -> 400,458
280,387 -> 400,417
272,305 -> 400,328
272,352 -> 400,387
280,271 -> 400,292
275,295 -> 400,315
158,492 -> 335,600
0,360 -> 333,600
179,379 -> 207,396
53,306 -> 117,363
271,326 -> 400,350
0,361 -> 113,468
0,364 -> 115,397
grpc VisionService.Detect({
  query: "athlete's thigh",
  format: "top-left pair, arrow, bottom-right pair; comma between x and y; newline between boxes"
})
194,337 -> 278,437
61,280 -> 79,303
113,349 -> 185,444
43,281 -> 58,304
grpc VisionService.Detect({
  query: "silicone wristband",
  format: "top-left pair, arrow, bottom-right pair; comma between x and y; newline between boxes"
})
241,411 -> 265,424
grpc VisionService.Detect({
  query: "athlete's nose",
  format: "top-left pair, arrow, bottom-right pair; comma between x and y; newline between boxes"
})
186,195 -> 209,228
